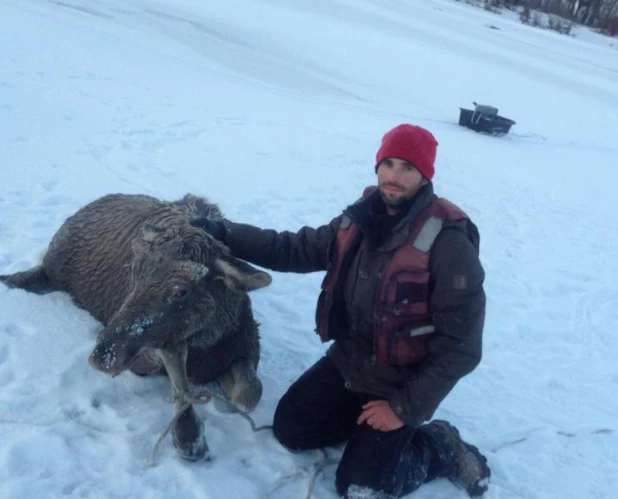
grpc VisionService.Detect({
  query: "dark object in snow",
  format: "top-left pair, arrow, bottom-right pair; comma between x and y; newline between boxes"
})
459,102 -> 516,136
0,193 -> 271,462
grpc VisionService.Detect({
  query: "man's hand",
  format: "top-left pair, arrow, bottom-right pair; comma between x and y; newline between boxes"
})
357,400 -> 404,432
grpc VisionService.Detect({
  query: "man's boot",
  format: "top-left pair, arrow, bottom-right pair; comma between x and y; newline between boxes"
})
424,420 -> 491,497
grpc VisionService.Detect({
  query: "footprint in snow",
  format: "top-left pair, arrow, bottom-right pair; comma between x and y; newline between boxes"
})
0,343 -> 9,365
2,323 -> 34,338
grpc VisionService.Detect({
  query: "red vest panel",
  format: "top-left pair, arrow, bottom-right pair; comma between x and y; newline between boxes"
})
315,187 -> 468,366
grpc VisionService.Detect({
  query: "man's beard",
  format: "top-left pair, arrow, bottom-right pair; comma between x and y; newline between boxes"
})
380,193 -> 410,208
379,183 -> 412,208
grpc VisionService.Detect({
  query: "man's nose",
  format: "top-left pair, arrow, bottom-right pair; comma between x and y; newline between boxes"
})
386,167 -> 402,181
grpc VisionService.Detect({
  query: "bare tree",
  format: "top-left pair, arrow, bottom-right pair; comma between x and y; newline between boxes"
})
480,0 -> 617,36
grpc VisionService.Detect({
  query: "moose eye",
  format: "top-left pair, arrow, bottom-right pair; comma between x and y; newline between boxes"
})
171,287 -> 189,300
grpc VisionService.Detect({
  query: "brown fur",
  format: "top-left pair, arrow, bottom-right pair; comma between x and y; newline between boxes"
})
1,193 -> 271,461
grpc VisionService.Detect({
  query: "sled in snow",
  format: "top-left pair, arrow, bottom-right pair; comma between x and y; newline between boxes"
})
459,102 -> 516,136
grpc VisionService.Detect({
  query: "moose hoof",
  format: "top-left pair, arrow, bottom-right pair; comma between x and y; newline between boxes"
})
172,406 -> 210,461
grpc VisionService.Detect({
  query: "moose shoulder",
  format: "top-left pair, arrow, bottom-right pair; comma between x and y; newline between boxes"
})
0,193 -> 271,461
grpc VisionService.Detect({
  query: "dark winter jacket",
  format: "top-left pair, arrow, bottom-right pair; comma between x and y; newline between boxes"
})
220,183 -> 486,427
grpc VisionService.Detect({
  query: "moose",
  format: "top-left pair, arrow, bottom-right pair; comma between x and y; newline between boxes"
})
0,193 -> 271,461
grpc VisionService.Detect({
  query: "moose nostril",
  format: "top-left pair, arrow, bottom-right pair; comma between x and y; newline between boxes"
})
89,343 -> 120,374
88,351 -> 103,371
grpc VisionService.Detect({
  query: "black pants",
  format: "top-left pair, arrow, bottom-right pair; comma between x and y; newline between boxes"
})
272,356 -> 446,498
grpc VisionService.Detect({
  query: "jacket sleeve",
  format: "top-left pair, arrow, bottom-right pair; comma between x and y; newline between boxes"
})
220,216 -> 341,273
389,225 -> 486,427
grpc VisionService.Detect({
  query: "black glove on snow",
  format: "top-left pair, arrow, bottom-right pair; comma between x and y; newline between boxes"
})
190,217 -> 225,241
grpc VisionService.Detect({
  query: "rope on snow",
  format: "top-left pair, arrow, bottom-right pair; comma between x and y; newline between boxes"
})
147,388 -> 273,466
146,388 -> 337,498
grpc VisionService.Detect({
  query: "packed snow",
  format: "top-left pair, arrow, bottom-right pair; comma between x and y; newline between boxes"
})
1,0 -> 617,498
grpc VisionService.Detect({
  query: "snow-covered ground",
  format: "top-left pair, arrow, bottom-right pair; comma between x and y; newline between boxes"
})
1,0 -> 617,497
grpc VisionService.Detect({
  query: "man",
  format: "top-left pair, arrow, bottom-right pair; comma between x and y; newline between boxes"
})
193,124 -> 490,498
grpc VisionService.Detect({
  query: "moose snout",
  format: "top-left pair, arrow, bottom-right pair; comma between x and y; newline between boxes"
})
88,339 -> 141,377
89,341 -> 124,376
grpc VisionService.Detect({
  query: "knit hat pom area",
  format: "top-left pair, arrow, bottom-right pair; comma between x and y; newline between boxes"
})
375,124 -> 438,180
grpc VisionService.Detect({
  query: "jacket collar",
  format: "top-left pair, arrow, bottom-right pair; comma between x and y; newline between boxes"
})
344,183 -> 435,252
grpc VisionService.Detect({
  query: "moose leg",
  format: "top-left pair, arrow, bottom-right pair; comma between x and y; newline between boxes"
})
157,345 -> 210,461
216,359 -> 263,413
0,266 -> 58,294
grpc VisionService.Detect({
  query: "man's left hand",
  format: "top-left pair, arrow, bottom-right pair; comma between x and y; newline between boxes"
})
357,400 -> 404,432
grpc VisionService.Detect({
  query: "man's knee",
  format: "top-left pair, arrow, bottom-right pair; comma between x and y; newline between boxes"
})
336,468 -> 378,498
335,425 -> 421,498
272,391 -> 304,450
272,357 -> 356,450
336,463 -> 401,498
335,467 -> 352,497
335,443 -> 368,497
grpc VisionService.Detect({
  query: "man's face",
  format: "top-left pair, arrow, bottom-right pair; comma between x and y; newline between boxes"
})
377,158 -> 426,209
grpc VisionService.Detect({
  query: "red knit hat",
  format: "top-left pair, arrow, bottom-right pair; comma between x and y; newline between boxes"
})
375,124 -> 438,180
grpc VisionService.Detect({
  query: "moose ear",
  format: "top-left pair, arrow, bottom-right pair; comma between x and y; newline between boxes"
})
214,255 -> 272,291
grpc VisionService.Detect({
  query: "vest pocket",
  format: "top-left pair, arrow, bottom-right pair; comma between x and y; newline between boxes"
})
385,271 -> 430,316
377,271 -> 433,365
388,327 -> 432,365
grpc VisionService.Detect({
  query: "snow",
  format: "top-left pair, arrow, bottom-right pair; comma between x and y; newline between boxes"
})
1,0 -> 617,498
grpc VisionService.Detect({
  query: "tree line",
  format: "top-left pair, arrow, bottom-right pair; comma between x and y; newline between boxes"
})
461,0 -> 618,36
